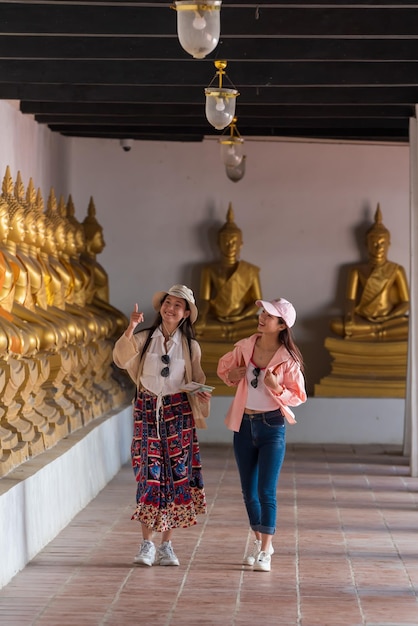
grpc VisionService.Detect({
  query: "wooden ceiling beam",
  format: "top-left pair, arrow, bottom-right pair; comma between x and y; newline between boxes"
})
46,118 -> 408,131
1,59 -> 418,86
9,84 -> 418,105
24,102 -> 413,117
2,3 -> 418,37
2,35 -> 418,61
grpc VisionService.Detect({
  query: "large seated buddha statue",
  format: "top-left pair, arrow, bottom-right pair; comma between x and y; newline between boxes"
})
315,204 -> 409,398
194,203 -> 262,341
330,204 -> 409,341
194,203 -> 262,391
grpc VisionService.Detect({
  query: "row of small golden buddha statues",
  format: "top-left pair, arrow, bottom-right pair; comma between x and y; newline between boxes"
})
0,166 -> 129,477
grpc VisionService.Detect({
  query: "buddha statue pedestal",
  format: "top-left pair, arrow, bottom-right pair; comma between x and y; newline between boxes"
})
314,337 -> 407,398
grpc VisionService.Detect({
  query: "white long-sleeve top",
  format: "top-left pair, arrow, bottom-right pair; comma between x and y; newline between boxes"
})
113,327 -> 209,428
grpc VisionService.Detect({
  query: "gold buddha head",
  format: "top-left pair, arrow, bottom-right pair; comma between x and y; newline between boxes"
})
24,210 -> 37,247
366,204 -> 390,263
22,178 -> 39,247
57,195 -> 77,258
67,195 -> 86,255
46,188 -> 66,254
217,202 -> 243,261
44,218 -> 58,256
82,197 -> 105,255
8,201 -> 26,245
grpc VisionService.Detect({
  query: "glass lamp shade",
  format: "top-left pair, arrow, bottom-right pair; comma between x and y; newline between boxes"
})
205,88 -> 238,130
175,1 -> 221,59
220,136 -> 244,167
226,155 -> 246,182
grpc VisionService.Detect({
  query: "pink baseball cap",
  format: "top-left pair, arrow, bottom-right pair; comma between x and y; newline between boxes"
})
255,298 -> 296,328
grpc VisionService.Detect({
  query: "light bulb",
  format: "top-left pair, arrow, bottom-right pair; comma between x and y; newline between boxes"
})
227,147 -> 242,168
193,12 -> 206,29
226,155 -> 246,182
220,139 -> 244,167
216,98 -> 225,112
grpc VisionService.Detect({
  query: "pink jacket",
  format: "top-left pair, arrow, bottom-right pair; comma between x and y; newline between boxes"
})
217,334 -> 307,432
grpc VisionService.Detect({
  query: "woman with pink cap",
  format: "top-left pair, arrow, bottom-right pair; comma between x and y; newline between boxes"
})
113,285 -> 211,568
217,297 -> 306,572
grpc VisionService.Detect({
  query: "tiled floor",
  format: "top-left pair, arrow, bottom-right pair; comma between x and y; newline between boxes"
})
1,443 -> 418,626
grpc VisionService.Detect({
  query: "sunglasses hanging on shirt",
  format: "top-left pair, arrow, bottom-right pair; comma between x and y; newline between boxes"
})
161,354 -> 170,377
250,367 -> 261,388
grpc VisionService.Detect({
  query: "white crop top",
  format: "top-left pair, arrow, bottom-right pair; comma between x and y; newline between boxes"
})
245,361 -> 280,412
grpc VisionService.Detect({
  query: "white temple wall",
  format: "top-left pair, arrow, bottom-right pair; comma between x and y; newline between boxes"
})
67,134 -> 410,396
0,100 -> 70,200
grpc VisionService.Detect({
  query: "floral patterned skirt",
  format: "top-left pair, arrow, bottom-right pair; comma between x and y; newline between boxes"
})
131,391 -> 207,532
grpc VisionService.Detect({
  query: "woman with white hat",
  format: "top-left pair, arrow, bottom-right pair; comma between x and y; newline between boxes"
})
113,285 -> 211,567
217,297 -> 306,572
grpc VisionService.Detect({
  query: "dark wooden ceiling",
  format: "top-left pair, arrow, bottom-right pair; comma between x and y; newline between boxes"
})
2,1 -> 418,143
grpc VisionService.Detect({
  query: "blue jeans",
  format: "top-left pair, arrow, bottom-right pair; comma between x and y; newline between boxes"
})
233,409 -> 286,535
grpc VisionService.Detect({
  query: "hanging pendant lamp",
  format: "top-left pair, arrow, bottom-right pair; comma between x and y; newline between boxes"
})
172,1 -> 221,59
205,60 -> 239,131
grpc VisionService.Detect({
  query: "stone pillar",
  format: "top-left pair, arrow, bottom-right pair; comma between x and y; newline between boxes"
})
404,114 -> 418,476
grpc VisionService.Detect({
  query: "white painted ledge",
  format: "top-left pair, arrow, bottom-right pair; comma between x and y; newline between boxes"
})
0,405 -> 133,589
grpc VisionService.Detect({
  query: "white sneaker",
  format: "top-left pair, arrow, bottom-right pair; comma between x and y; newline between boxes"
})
243,540 -> 275,566
254,551 -> 271,572
155,541 -> 180,566
243,540 -> 261,565
134,540 -> 156,566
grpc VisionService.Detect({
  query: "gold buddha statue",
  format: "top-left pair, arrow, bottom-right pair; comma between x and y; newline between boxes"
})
63,195 -> 114,339
57,194 -> 87,309
0,196 -> 27,356
80,197 -> 128,337
66,195 -> 95,305
42,190 -> 76,318
315,204 -> 409,398
330,204 -> 409,341
45,189 -> 75,302
45,189 -> 96,344
3,171 -> 63,353
81,197 -> 109,302
31,186 -> 79,345
13,173 -> 73,350
194,203 -> 262,341
0,168 -> 60,356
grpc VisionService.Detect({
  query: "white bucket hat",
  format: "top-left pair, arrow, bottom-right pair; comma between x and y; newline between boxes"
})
152,284 -> 198,324
255,297 -> 296,328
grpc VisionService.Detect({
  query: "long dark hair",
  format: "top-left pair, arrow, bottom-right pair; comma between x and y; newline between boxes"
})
139,293 -> 195,359
278,319 -> 304,372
